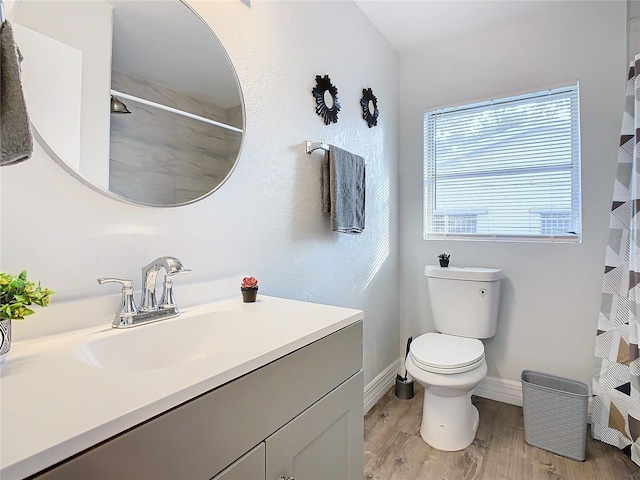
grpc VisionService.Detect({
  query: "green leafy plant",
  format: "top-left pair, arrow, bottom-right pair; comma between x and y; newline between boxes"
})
0,270 -> 54,320
438,253 -> 450,261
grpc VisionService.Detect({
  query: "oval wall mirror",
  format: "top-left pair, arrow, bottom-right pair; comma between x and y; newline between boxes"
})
11,0 -> 244,207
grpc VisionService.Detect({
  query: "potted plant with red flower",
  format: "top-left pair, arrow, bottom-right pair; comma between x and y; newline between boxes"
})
241,276 -> 259,303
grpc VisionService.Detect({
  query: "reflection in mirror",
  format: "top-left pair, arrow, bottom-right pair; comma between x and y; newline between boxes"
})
323,90 -> 334,110
11,0 -> 244,207
110,95 -> 131,114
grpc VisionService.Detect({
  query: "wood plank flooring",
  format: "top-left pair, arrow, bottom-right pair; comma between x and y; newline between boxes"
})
363,384 -> 640,479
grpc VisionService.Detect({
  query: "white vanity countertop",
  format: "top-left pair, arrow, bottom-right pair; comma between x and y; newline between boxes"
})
0,295 -> 363,480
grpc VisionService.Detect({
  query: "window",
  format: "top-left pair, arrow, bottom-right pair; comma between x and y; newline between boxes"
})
538,211 -> 573,236
423,85 -> 581,241
433,212 -> 484,234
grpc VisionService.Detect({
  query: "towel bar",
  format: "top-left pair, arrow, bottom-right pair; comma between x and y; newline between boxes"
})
306,141 -> 329,154
305,141 -> 367,165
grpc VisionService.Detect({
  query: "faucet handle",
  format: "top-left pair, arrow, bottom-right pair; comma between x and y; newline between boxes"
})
159,269 -> 191,310
97,277 -> 138,327
97,277 -> 132,288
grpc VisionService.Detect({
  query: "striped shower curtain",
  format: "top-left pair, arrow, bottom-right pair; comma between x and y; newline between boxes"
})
593,55 -> 640,466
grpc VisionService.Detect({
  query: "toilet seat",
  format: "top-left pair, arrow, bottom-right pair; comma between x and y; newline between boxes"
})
409,332 -> 485,374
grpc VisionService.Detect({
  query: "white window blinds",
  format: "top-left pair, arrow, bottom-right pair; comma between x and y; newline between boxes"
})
423,85 -> 581,242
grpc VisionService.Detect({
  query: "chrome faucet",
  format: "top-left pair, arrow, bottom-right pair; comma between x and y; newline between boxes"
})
140,256 -> 190,312
98,256 -> 190,328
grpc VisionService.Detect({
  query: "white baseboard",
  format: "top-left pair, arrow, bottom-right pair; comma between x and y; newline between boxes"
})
473,376 -> 593,423
364,359 -> 401,414
365,368 -> 593,426
473,375 -> 523,406
364,365 -> 524,414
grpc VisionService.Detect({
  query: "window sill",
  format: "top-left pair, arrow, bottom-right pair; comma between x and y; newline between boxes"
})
424,234 -> 581,243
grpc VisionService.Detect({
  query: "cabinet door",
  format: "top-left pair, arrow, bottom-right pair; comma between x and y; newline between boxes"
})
212,443 -> 265,480
266,371 -> 363,480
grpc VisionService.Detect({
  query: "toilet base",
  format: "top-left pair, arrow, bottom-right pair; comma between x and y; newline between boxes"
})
420,390 -> 479,451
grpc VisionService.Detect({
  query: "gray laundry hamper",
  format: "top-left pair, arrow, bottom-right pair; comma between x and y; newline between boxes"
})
521,370 -> 590,461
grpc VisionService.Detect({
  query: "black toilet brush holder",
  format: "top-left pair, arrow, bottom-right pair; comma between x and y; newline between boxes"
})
395,335 -> 415,399
395,376 -> 414,399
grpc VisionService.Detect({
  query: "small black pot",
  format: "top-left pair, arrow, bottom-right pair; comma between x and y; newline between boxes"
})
439,259 -> 449,267
241,287 -> 258,303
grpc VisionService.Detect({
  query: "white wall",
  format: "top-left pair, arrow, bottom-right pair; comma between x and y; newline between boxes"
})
0,0 -> 400,388
13,24 -> 83,171
398,1 -> 627,387
631,0 -> 640,61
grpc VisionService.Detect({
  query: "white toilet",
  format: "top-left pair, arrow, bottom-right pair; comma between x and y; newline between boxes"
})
405,265 -> 502,451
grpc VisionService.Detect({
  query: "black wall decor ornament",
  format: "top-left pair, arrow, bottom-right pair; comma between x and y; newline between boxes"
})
360,88 -> 379,128
311,75 -> 341,125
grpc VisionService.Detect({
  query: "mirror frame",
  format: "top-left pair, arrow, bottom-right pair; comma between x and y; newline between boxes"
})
360,87 -> 379,128
311,74 -> 340,125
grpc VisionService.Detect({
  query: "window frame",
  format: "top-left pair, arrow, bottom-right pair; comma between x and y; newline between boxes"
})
422,84 -> 582,243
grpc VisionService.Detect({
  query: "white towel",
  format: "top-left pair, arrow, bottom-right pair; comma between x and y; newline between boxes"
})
321,145 -> 366,234
1,20 -> 33,166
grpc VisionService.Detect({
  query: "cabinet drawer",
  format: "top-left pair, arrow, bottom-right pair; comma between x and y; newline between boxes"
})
31,321 -> 363,480
211,443 -> 265,480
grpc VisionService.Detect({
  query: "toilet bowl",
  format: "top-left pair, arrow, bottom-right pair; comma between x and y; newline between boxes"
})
405,332 -> 488,451
410,265 -> 502,451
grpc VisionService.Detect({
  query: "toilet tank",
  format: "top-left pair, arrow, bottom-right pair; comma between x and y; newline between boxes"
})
425,265 -> 503,339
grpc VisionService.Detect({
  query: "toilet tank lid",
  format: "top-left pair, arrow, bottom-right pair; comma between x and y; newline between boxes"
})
425,265 -> 503,281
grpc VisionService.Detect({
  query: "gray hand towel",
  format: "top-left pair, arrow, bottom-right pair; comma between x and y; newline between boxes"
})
321,145 -> 366,234
1,20 -> 33,166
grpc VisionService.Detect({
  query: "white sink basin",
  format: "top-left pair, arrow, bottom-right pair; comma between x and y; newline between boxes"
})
74,310 -> 274,371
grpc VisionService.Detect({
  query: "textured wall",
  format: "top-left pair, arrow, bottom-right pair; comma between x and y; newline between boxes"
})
398,1 -> 627,387
0,0 -> 400,387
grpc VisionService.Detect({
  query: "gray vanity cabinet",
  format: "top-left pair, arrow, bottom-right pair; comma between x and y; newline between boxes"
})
31,321 -> 363,480
213,371 -> 363,480
265,372 -> 363,480
211,444 -> 265,480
